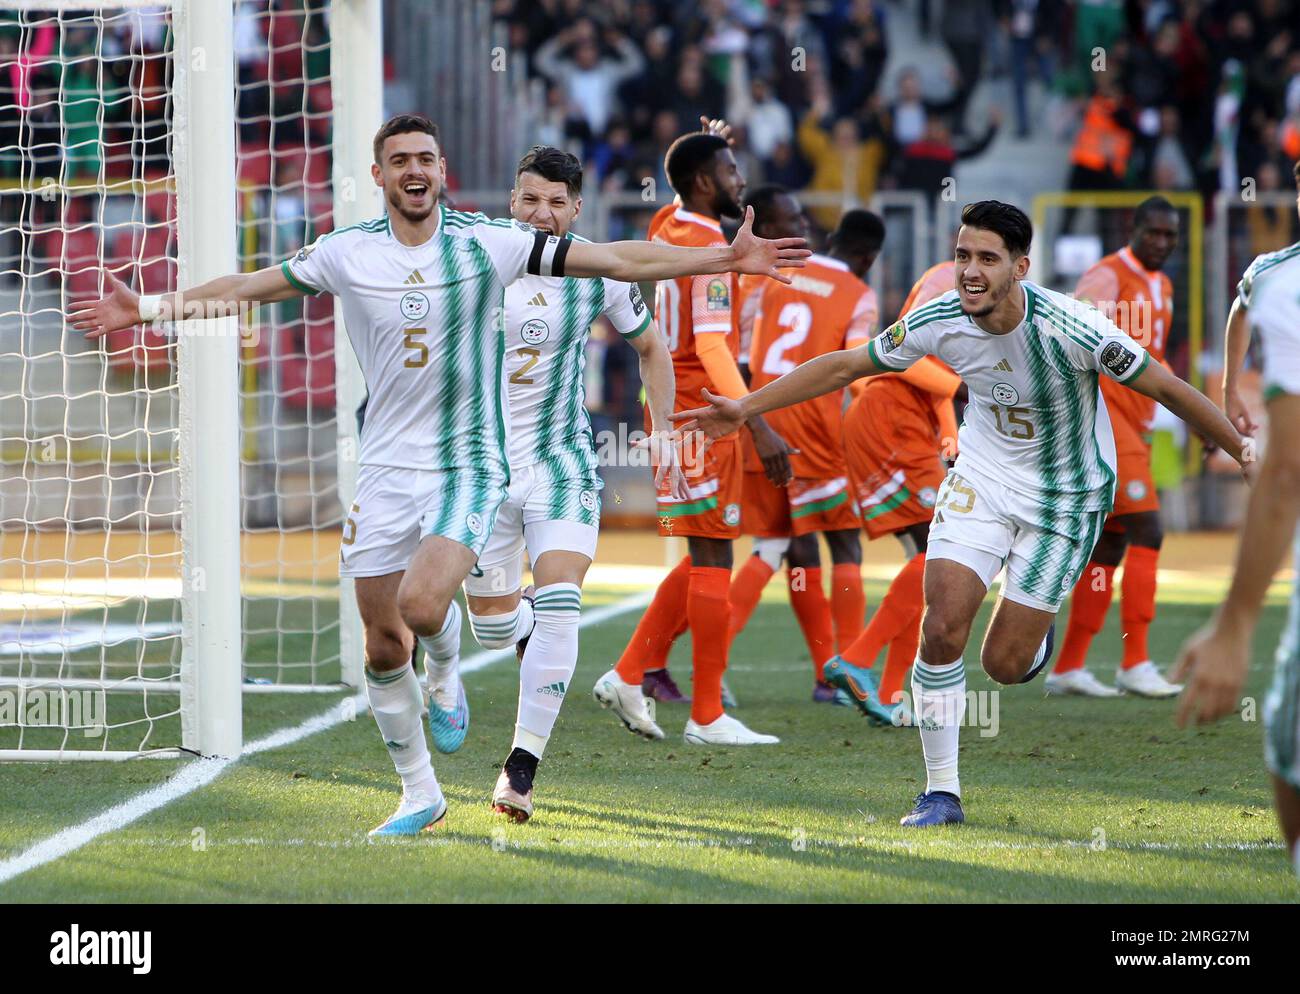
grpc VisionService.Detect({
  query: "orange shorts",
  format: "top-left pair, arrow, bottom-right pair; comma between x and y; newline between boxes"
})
743,471 -> 860,538
656,435 -> 743,539
1106,414 -> 1158,520
844,379 -> 946,540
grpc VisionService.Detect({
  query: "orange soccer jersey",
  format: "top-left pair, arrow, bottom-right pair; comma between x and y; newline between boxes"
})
1076,247 -> 1171,516
649,206 -> 744,539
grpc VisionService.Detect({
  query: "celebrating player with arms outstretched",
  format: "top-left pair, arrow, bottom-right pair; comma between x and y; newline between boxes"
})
673,200 -> 1253,827
69,114 -> 809,836
1049,197 -> 1184,698
458,145 -> 684,821
1174,161 -> 1300,876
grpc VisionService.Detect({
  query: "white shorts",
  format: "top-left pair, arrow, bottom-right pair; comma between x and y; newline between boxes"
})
926,465 -> 1107,613
462,461 -> 601,598
338,463 -> 508,578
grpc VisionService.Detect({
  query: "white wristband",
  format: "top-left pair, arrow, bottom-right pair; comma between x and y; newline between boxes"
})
138,294 -> 163,322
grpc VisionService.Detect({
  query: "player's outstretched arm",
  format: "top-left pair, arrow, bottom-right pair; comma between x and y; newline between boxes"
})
563,206 -> 810,285
1125,360 -> 1253,476
1221,298 -> 1258,436
1173,393 -> 1300,726
68,266 -> 303,338
671,344 -> 880,438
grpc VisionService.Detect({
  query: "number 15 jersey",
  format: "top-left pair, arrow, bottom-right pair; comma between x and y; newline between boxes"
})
866,281 -> 1149,518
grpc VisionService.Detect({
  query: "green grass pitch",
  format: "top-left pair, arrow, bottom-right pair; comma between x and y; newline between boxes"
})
1,578 -> 1296,903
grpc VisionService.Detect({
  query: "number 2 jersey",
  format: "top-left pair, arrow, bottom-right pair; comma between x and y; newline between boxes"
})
502,234 -> 652,476
282,204 -> 562,474
865,280 -> 1150,518
745,254 -> 876,476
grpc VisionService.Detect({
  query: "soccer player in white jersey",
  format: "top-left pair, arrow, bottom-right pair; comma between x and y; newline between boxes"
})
68,114 -> 810,837
455,145 -> 685,821
672,200 -> 1254,828
1175,161 -> 1300,876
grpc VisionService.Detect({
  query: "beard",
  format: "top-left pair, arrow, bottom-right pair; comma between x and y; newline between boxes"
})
387,188 -> 436,224
714,190 -> 743,220
961,277 -> 1012,317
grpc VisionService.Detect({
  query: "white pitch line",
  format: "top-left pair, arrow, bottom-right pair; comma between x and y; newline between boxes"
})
0,590 -> 652,888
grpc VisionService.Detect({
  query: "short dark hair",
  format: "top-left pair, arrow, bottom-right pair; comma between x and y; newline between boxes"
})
664,132 -> 728,197
829,209 -> 885,257
516,145 -> 584,197
960,200 -> 1032,257
1133,195 -> 1177,228
742,183 -> 790,227
372,113 -> 440,164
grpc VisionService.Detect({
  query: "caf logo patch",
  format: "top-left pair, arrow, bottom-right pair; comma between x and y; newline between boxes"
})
579,489 -> 597,512
1126,479 -> 1148,501
992,382 -> 1019,405
1100,342 -> 1136,376
918,486 -> 938,508
521,318 -> 549,345
706,278 -> 730,310
723,502 -> 741,526
880,321 -> 906,354
400,291 -> 430,321
466,512 -> 484,537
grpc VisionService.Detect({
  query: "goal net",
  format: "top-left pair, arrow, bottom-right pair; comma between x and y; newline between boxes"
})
0,0 -> 375,760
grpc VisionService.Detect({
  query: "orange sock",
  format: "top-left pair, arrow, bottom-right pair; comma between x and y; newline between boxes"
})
788,566 -> 834,681
879,612 -> 921,705
688,566 -> 731,725
616,556 -> 690,685
841,553 -> 925,668
1120,545 -> 1159,670
1054,561 -> 1115,674
830,561 -> 866,653
728,554 -> 775,646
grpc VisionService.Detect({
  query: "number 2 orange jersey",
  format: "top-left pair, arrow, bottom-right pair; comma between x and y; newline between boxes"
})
747,254 -> 877,477
1075,246 -> 1173,437
649,206 -> 738,412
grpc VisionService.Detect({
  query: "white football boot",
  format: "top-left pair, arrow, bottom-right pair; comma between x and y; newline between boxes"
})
1044,667 -> 1121,697
368,781 -> 447,837
683,712 -> 779,745
1116,660 -> 1183,698
592,669 -> 665,740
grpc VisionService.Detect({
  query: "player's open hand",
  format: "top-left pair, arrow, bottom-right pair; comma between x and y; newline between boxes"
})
68,269 -> 143,338
1171,621 -> 1250,728
636,429 -> 693,500
730,206 -> 810,283
670,388 -> 746,440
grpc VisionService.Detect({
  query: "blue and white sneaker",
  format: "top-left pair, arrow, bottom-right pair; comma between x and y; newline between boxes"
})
368,789 -> 448,838
1018,624 -> 1055,684
900,791 -> 965,827
427,678 -> 469,754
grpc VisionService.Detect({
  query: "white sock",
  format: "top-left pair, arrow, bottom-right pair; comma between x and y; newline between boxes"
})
419,600 -> 462,710
513,582 -> 581,760
467,598 -> 535,649
365,664 -> 436,790
911,655 -> 967,797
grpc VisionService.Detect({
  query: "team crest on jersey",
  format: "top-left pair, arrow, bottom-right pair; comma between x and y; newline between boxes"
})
706,278 -> 730,310
880,321 -> 906,354
1100,342 -> 1136,376
294,243 -> 315,263
918,486 -> 937,508
521,319 -> 549,345
579,489 -> 597,512
1125,479 -> 1148,501
629,282 -> 645,315
723,502 -> 741,526
992,382 -> 1019,405
466,512 -> 484,537
400,291 -> 430,321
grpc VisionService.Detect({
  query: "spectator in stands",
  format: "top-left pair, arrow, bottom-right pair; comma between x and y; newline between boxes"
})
534,19 -> 644,138
828,0 -> 889,117
733,76 -> 793,165
886,66 -> 959,148
669,51 -> 726,136
1151,106 -> 1194,189
941,0 -> 994,133
894,106 -> 1002,197
1006,0 -> 1056,138
1067,70 -> 1134,195
618,26 -> 676,134
798,82 -> 885,230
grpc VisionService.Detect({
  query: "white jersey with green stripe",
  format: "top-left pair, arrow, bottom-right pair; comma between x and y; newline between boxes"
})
281,205 -> 553,473
866,281 -> 1149,520
503,237 -> 651,474
1240,247 -> 1300,676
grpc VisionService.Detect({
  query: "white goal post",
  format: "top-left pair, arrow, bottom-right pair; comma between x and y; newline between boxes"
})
0,0 -> 379,760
